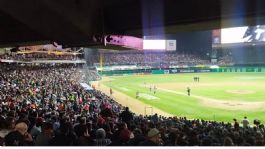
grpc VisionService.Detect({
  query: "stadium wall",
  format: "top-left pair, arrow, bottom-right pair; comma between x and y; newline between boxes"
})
231,47 -> 265,65
99,66 -> 265,76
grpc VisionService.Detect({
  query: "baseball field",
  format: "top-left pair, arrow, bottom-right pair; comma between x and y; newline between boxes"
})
94,72 -> 265,123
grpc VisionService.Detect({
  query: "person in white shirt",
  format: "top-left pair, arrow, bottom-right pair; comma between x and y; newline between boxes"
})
242,116 -> 249,128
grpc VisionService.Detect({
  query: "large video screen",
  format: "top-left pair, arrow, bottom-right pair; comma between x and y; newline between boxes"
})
143,40 -> 166,50
143,39 -> 176,51
213,25 -> 265,44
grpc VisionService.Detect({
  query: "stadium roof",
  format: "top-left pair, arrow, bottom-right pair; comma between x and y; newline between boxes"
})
0,0 -> 265,48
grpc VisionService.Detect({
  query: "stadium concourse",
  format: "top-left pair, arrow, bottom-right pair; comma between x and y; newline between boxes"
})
0,52 -> 264,146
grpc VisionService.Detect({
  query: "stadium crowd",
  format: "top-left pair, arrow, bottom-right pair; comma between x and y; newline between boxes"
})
90,50 -> 235,67
0,53 -> 80,61
0,50 -> 234,67
0,63 -> 264,146
97,51 -> 211,66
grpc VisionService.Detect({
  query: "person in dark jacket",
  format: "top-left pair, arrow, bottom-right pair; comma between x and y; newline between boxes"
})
35,122 -> 54,146
49,122 -> 75,146
4,122 -> 34,146
76,125 -> 93,146
140,128 -> 162,146
119,107 -> 133,127
127,128 -> 145,146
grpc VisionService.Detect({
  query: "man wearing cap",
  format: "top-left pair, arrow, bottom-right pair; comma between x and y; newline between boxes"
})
139,128 -> 162,146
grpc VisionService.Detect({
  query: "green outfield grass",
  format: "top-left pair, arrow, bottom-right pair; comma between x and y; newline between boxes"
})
102,73 -> 265,123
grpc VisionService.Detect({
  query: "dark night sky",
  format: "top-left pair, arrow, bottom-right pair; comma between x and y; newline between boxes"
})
166,31 -> 212,54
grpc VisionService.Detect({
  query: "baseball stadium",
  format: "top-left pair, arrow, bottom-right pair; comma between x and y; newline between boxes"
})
92,48 -> 265,124
2,0 -> 265,146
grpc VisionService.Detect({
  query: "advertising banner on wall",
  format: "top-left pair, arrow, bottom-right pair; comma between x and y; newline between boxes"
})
164,70 -> 170,74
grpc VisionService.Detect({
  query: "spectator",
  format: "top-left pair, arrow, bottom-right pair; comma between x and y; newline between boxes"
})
29,117 -> 42,140
74,117 -> 87,137
4,122 -> 33,146
49,122 -> 75,146
0,117 -> 15,138
76,125 -> 93,146
118,122 -> 132,144
127,128 -> 145,146
35,122 -> 54,146
119,107 -> 133,127
242,116 -> 249,129
94,128 -> 111,146
233,118 -> 239,130
223,136 -> 234,146
140,128 -> 162,146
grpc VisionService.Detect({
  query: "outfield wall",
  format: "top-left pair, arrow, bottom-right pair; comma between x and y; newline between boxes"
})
99,66 -> 265,76
213,67 -> 264,72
